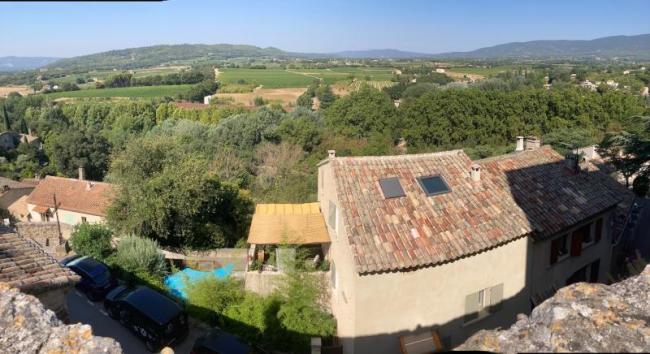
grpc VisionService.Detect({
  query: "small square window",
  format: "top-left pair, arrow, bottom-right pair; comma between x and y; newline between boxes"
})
379,177 -> 405,199
417,175 -> 451,196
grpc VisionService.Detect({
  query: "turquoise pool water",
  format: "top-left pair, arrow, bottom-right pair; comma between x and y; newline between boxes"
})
164,264 -> 234,299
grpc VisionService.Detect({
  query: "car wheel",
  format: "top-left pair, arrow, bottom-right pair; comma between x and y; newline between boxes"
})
145,340 -> 158,353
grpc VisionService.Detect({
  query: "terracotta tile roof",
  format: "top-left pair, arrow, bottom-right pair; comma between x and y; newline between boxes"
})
247,203 -> 330,245
330,146 -> 626,274
26,176 -> 115,217
0,231 -> 78,294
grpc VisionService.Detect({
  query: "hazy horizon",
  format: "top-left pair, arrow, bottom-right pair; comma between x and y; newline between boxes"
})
1,0 -> 649,57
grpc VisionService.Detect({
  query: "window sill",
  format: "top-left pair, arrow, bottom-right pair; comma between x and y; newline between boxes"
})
549,254 -> 570,269
581,241 -> 595,250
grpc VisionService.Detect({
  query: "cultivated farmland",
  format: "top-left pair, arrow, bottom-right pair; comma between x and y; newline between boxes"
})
43,84 -> 193,99
218,67 -> 395,89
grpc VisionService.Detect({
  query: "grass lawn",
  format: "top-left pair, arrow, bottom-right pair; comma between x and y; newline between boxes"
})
44,84 -> 193,98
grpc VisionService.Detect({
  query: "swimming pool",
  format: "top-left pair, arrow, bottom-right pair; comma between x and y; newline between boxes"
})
164,264 -> 234,299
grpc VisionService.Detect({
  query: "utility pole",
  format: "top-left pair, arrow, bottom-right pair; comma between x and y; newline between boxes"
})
52,193 -> 63,245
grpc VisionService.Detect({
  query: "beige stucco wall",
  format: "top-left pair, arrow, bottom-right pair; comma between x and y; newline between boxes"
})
26,203 -> 104,238
529,210 -> 614,299
318,159 -> 615,354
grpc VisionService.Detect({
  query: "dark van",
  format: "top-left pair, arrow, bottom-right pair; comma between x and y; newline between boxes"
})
104,285 -> 189,352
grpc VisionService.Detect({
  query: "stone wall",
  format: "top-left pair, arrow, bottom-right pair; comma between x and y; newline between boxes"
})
0,283 -> 122,353
15,222 -> 72,259
457,265 -> 650,353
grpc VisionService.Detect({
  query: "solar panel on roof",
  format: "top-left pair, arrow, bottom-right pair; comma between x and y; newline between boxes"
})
379,177 -> 405,199
417,175 -> 451,196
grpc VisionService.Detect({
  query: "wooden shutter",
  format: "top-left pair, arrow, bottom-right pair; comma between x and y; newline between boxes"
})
570,230 -> 583,257
550,238 -> 559,264
594,218 -> 603,243
464,291 -> 480,323
490,283 -> 504,312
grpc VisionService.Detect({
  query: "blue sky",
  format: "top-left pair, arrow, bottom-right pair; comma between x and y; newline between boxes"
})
1,0 -> 649,57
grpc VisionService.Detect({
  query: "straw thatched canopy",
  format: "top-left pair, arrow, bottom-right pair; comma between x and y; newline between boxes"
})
247,203 -> 330,245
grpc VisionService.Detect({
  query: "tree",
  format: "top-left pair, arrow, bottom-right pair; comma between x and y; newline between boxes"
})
113,235 -> 166,277
598,116 -> 650,188
44,127 -> 111,180
69,223 -> 113,261
2,105 -> 10,131
324,86 -> 399,139
107,137 -> 254,249
315,85 -> 336,110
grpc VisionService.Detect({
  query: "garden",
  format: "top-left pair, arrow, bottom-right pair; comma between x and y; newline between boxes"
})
68,222 -> 337,354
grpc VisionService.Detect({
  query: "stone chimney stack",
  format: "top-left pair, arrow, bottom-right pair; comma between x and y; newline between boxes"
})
525,136 -> 541,150
78,167 -> 85,181
328,150 -> 336,159
515,136 -> 525,152
470,164 -> 481,182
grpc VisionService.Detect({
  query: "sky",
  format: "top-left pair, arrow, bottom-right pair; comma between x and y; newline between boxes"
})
1,0 -> 649,58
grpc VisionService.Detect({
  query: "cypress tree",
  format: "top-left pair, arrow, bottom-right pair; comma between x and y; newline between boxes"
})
2,105 -> 10,131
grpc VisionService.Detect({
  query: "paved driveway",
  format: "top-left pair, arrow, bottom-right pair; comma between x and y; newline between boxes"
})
66,290 -> 205,354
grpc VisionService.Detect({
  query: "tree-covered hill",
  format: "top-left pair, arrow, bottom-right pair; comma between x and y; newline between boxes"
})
46,44 -> 289,71
435,34 -> 650,60
0,56 -> 60,72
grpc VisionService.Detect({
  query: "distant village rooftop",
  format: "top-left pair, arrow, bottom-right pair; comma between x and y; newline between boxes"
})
324,145 -> 626,274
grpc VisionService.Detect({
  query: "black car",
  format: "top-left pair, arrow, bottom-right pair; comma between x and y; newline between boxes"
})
105,285 -> 189,352
61,255 -> 117,301
191,328 -> 252,354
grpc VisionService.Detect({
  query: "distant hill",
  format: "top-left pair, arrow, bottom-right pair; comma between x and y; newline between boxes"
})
434,34 -> 650,59
0,56 -> 60,72
46,44 -> 289,71
329,49 -> 433,59
39,33 -> 650,72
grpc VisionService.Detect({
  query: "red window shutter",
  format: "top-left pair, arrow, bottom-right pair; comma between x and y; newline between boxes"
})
550,239 -> 559,264
570,231 -> 583,257
595,218 -> 603,243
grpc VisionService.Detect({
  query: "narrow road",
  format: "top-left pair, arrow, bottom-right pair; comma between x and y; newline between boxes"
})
66,290 -> 204,354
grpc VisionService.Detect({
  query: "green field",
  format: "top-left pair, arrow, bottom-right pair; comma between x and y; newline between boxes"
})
219,67 -> 395,88
447,65 -> 527,76
44,84 -> 193,98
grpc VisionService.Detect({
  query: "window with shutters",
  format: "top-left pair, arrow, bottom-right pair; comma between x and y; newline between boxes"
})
580,223 -> 594,247
550,234 -> 569,265
464,283 -> 504,324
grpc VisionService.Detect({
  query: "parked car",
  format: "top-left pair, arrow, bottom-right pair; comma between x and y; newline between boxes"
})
60,255 -> 117,301
191,328 -> 252,354
105,285 -> 189,352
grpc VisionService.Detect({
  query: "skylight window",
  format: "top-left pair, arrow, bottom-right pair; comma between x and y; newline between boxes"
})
379,177 -> 405,199
417,175 -> 451,196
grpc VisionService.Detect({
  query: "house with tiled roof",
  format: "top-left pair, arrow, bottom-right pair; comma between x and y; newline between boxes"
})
26,168 -> 115,232
317,139 -> 630,354
0,176 -> 38,222
0,228 -> 79,321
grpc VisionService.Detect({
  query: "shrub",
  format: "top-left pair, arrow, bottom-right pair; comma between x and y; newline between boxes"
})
222,293 -> 282,346
185,276 -> 244,323
114,235 -> 166,277
69,223 -> 113,260
253,96 -> 266,107
633,175 -> 649,197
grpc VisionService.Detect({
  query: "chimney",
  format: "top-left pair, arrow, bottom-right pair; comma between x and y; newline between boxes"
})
78,167 -> 85,181
470,164 -> 481,182
328,150 -> 336,159
515,136 -> 525,152
525,136 -> 541,150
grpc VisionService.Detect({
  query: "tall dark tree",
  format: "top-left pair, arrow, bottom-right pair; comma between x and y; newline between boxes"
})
2,105 -> 10,131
